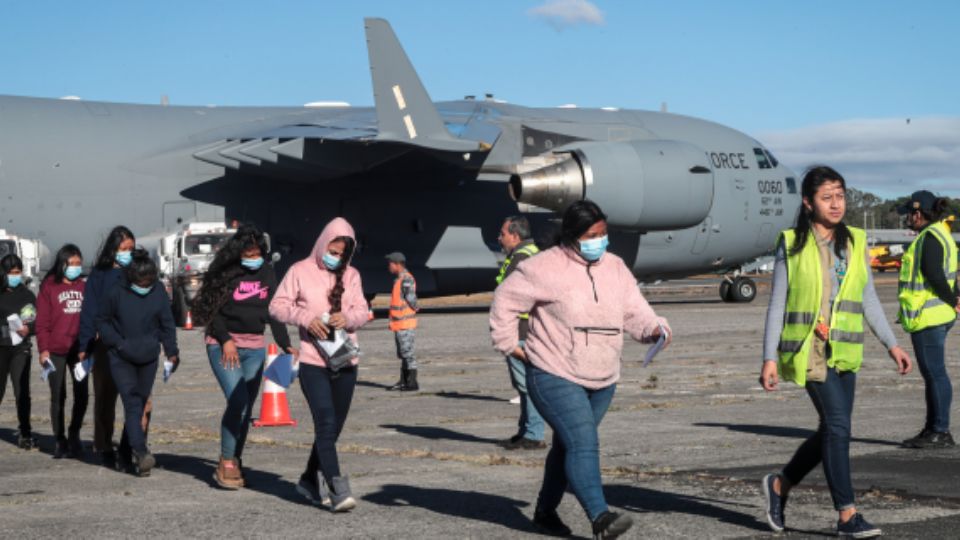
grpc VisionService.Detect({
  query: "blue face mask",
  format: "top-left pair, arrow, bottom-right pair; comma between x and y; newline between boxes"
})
578,235 -> 609,262
6,275 -> 22,288
115,250 -> 133,267
65,266 -> 83,281
322,253 -> 341,271
130,283 -> 153,296
241,257 -> 264,271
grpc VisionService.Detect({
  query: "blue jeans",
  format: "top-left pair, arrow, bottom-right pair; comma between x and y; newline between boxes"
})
526,364 -> 616,521
910,322 -> 954,433
782,368 -> 856,511
299,363 -> 356,484
507,349 -> 545,441
207,345 -> 266,459
109,354 -> 158,455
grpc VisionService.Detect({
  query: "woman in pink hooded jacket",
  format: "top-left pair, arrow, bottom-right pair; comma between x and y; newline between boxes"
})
490,200 -> 671,539
269,218 -> 369,512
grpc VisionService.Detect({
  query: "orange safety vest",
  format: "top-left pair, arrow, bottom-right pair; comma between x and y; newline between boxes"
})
389,271 -> 418,331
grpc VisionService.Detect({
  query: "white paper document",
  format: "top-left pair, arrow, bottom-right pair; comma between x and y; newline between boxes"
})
73,358 -> 93,382
6,314 -> 24,346
314,330 -> 348,359
642,324 -> 670,367
163,360 -> 174,383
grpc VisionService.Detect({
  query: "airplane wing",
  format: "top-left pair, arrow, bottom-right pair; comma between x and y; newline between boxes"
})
192,18 -> 491,177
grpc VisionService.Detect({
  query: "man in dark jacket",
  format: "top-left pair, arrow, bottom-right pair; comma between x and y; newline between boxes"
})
495,216 -> 546,450
96,251 -> 178,476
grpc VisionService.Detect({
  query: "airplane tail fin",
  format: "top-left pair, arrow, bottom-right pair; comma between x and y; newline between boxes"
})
364,17 -> 478,152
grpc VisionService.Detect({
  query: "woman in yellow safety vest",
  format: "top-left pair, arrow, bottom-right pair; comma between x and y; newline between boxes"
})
758,166 -> 912,538
896,190 -> 958,449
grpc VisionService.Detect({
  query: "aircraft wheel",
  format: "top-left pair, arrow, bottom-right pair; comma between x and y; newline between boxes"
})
719,280 -> 733,302
729,277 -> 757,303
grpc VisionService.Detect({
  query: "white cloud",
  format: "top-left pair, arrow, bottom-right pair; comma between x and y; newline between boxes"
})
758,117 -> 960,198
528,0 -> 605,30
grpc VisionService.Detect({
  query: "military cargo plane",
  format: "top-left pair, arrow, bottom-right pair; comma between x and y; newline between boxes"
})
0,18 -> 800,302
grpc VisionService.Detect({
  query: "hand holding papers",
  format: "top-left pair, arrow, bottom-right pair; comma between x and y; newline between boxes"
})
163,360 -> 175,383
7,314 -> 24,346
642,324 -> 670,367
40,358 -> 56,382
73,358 -> 93,381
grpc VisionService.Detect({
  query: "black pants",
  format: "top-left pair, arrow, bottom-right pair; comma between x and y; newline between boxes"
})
92,342 -> 118,452
48,352 -> 89,441
0,345 -> 32,436
109,354 -> 158,455
300,364 -> 356,484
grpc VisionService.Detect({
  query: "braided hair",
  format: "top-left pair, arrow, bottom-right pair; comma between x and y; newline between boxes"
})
327,236 -> 355,313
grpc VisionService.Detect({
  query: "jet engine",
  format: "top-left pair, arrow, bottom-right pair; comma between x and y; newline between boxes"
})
509,140 -> 714,231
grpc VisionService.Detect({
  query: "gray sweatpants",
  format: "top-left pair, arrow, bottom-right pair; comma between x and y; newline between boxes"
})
394,330 -> 417,371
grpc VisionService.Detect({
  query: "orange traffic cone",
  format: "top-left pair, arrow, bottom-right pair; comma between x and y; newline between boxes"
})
183,310 -> 194,330
253,343 -> 297,427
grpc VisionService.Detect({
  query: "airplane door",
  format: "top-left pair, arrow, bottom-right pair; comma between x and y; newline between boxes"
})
691,216 -> 711,254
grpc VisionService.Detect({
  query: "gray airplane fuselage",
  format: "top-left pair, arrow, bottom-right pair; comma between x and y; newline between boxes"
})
0,94 -> 799,296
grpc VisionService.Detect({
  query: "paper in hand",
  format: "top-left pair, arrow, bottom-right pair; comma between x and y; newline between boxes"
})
264,353 -> 298,388
40,358 -> 56,382
73,358 -> 93,382
163,360 -> 175,383
7,314 -> 24,346
642,324 -> 670,367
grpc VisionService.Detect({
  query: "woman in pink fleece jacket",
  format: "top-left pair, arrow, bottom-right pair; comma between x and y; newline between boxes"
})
490,200 -> 671,539
269,217 -> 369,512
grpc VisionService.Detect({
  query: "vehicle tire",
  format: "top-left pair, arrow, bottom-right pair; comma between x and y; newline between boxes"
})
729,277 -> 757,303
719,280 -> 733,302
172,287 -> 187,327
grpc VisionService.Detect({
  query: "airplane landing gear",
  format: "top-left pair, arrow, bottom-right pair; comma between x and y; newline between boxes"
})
720,276 -> 757,303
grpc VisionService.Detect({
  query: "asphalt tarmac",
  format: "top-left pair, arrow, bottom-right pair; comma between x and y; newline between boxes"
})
1,278 -> 958,538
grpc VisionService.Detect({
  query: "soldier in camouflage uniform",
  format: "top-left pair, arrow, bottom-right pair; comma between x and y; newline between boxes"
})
386,252 -> 419,391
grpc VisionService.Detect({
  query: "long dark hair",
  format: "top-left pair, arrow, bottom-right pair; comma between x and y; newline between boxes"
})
1,254 -> 24,290
791,166 -> 852,259
327,236 -> 355,313
43,243 -> 83,283
94,225 -> 135,270
192,224 -> 271,325
555,200 -> 607,249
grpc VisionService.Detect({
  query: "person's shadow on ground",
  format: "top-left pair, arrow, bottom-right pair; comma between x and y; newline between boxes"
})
154,452 -> 308,506
693,422 -> 899,447
604,484 -> 768,532
380,424 -> 502,444
363,483 -> 533,534
0,427 -> 59,457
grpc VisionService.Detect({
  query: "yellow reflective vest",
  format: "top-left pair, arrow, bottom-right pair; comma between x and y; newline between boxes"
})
496,242 -> 540,321
898,220 -> 957,333
778,227 -> 868,385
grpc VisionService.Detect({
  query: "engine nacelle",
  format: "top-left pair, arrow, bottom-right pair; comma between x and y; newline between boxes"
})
509,140 -> 714,231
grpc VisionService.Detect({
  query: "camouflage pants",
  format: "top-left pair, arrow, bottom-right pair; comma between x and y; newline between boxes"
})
394,330 -> 417,370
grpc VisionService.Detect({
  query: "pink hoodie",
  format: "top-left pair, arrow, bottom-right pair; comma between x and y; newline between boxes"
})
269,218 -> 369,368
490,245 -> 670,389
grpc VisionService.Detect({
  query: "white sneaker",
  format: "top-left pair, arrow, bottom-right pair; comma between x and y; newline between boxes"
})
510,396 -> 521,404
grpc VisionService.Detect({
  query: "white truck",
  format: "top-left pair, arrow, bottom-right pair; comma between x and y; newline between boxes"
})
0,229 -> 47,291
153,222 -> 235,326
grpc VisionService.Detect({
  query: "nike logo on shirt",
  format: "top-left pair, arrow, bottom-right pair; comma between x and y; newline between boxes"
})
234,281 -> 269,301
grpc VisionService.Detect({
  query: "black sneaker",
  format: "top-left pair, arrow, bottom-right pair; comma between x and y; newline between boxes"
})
533,507 -> 572,536
132,451 -> 155,477
836,513 -> 881,538
905,430 -> 956,449
762,473 -> 786,532
17,434 -> 38,450
53,439 -> 69,459
901,428 -> 931,446
591,511 -> 633,539
500,436 -> 547,450
67,435 -> 84,459
99,449 -> 117,469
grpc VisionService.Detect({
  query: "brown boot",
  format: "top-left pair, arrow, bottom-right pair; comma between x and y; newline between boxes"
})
214,456 -> 244,489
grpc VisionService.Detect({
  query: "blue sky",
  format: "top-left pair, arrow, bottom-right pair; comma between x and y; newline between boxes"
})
2,1 -> 958,197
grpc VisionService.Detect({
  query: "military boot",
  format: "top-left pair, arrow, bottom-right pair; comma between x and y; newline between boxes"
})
402,369 -> 419,391
387,368 -> 407,391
